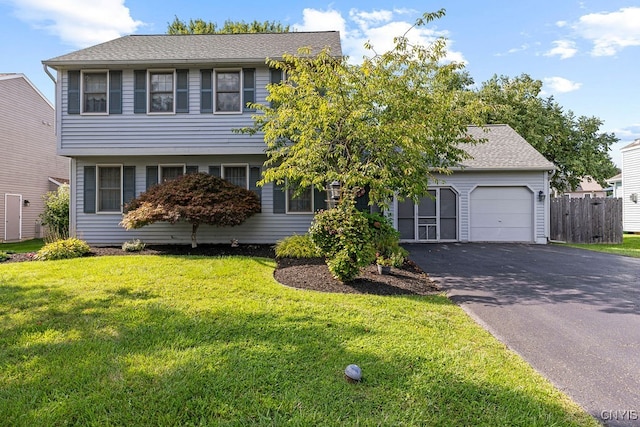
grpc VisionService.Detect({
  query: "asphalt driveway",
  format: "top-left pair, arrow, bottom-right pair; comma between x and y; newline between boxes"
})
406,243 -> 640,427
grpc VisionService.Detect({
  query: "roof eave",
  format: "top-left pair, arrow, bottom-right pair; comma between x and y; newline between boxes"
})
452,166 -> 556,172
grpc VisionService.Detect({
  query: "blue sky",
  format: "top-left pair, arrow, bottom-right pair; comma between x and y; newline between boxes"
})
1,0 -> 638,166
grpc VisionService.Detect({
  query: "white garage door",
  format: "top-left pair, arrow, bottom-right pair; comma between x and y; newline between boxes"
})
470,186 -> 533,242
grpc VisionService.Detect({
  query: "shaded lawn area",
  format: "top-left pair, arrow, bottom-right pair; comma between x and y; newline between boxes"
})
0,239 -> 44,254
0,256 -> 598,426
563,234 -> 640,258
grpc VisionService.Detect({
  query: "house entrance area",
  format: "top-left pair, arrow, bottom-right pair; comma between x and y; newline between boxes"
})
4,194 -> 22,241
397,188 -> 457,242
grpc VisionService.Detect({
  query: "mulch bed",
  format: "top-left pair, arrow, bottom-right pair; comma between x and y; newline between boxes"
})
3,244 -> 439,296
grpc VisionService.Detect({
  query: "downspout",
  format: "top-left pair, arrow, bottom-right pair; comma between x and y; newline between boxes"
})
545,168 -> 556,242
43,64 -> 56,84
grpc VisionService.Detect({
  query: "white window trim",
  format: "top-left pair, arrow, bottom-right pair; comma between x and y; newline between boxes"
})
147,69 -> 176,115
221,164 -> 249,189
80,70 -> 109,115
158,164 -> 186,182
96,164 -> 123,214
286,182 -> 314,214
214,68 -> 243,115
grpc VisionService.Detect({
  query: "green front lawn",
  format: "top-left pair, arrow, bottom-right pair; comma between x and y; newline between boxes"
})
563,234 -> 640,258
0,255 -> 597,426
0,239 -> 44,254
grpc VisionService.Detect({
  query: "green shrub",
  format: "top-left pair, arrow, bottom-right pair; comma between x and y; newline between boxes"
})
40,185 -> 70,242
309,200 -> 375,282
0,251 -> 9,262
275,234 -> 321,258
122,239 -> 146,252
35,238 -> 91,261
365,212 -> 408,267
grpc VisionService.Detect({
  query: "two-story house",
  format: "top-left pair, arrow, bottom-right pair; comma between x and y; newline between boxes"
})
43,32 -> 554,246
1,73 -> 69,242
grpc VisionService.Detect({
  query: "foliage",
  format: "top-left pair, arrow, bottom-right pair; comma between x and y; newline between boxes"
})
121,173 -> 261,248
475,74 -> 618,191
39,184 -> 69,241
122,239 -> 146,252
241,10 -> 487,208
365,212 -> 408,266
309,200 -> 375,282
0,251 -> 9,262
0,256 -> 599,426
167,17 -> 290,34
34,238 -> 90,261
274,234 -> 321,258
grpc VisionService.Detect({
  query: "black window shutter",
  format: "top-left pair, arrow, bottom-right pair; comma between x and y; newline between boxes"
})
186,165 -> 199,174
122,166 -> 136,207
243,68 -> 255,111
108,70 -> 122,114
146,166 -> 158,190
355,186 -> 370,212
68,70 -> 80,114
200,70 -> 213,113
134,70 -> 147,113
176,69 -> 189,113
313,186 -> 326,212
208,165 -> 220,177
249,166 -> 262,201
83,166 -> 96,213
273,183 -> 286,214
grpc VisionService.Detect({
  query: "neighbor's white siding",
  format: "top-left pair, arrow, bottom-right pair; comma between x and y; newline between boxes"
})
73,156 -> 314,245
58,67 -> 270,156
622,145 -> 640,232
0,75 -> 69,241
390,171 -> 549,244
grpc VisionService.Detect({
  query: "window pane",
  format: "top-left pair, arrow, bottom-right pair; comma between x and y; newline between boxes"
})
223,166 -> 247,188
149,72 -> 174,112
98,166 -> 121,212
83,73 -> 107,113
216,92 -> 240,112
288,187 -> 312,213
161,166 -> 184,182
216,72 -> 240,91
440,188 -> 457,217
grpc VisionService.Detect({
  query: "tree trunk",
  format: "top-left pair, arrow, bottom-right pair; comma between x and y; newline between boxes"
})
191,223 -> 199,248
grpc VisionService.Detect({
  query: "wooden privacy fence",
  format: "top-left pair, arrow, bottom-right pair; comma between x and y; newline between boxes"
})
550,196 -> 623,244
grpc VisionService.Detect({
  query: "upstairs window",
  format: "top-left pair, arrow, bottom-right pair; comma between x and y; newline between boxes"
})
82,71 -> 107,113
149,71 -> 174,113
215,70 -> 241,113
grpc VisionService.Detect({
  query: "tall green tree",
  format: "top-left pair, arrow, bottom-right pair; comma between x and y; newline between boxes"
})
477,74 -> 618,191
242,10 -> 487,208
167,17 -> 290,34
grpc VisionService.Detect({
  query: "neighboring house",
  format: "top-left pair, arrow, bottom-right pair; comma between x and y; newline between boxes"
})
0,73 -> 70,242
606,173 -> 623,198
560,176 -> 606,198
621,139 -> 640,232
42,33 -> 554,246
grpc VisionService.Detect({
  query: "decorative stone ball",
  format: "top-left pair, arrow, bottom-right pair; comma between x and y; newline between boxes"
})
344,364 -> 362,382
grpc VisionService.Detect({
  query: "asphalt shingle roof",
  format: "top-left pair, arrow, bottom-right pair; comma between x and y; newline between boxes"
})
43,32 -> 342,67
460,125 -> 555,170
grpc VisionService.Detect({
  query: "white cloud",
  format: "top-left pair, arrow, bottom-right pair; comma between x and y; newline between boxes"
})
543,76 -> 582,93
573,7 -> 640,56
293,8 -> 466,64
544,40 -> 578,59
556,20 -> 568,28
8,0 -> 142,48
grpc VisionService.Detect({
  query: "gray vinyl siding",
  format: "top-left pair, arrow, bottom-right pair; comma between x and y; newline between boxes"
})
0,75 -> 69,241
388,171 -> 549,244
59,67 -> 270,156
622,146 -> 640,232
73,156 -> 315,245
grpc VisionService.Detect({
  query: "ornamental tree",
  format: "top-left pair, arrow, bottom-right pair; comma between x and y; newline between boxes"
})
241,10 -> 487,207
120,173 -> 261,248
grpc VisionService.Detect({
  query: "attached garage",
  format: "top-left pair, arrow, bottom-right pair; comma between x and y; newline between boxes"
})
469,186 -> 533,242
394,125 -> 555,244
